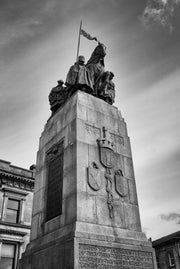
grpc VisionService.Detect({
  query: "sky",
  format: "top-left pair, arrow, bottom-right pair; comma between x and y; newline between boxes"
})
0,0 -> 180,240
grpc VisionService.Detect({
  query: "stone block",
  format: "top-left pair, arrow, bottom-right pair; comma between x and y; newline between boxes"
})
123,136 -> 132,156
65,193 -> 76,225
128,179 -> 138,205
76,142 -> 89,193
0,192 -> 3,218
67,120 -> 76,146
43,214 -> 62,235
57,125 -> 69,148
77,192 -> 97,223
30,214 -> 40,240
76,102 -> 87,121
113,152 -> 124,172
63,143 -> 76,172
88,144 -> 101,168
124,156 -> 135,180
118,119 -> 128,136
31,244 -> 63,269
23,192 -> 33,225
77,141 -> 89,169
32,188 -> 45,216
35,149 -> 46,174
34,167 -> 46,193
87,108 -> 119,133
63,163 -> 76,198
124,203 -> 142,232
77,91 -> 121,120
96,196 -> 112,226
77,119 -> 101,146
19,253 -> 32,269
113,200 -> 127,228
109,132 -> 125,155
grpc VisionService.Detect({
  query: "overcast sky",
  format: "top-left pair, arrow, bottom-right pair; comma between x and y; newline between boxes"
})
0,0 -> 180,240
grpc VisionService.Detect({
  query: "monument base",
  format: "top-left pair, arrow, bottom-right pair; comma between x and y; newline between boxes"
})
20,92 -> 156,269
20,221 -> 155,269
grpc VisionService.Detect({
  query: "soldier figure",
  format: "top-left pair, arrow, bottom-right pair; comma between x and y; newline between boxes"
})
49,80 -> 67,113
98,71 -> 115,105
65,55 -> 93,96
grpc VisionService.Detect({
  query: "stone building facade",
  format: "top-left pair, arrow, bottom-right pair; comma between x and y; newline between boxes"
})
153,231 -> 180,269
0,159 -> 35,269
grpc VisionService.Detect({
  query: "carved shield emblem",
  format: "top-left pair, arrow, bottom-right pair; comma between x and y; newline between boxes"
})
87,162 -> 102,191
99,147 -> 114,168
115,169 -> 128,197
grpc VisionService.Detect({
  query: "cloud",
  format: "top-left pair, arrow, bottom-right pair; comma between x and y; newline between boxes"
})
0,18 -> 41,46
160,213 -> 180,224
0,0 -> 60,47
140,0 -> 180,32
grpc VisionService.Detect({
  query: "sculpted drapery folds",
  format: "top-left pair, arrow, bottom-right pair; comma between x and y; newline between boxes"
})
65,55 -> 93,92
65,43 -> 107,95
86,43 -> 106,94
49,80 -> 67,113
98,71 -> 115,105
49,43 -> 116,113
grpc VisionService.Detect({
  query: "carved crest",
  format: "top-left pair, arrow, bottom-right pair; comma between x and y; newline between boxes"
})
87,162 -> 102,191
97,127 -> 114,168
114,169 -> 128,197
46,142 -> 64,163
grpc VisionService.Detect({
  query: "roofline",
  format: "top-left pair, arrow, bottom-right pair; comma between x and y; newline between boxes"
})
153,230 -> 180,247
0,168 -> 34,181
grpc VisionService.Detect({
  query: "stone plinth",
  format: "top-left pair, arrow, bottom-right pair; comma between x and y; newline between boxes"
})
20,91 -> 155,269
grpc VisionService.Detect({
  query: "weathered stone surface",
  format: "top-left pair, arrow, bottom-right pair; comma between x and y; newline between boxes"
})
20,92 -> 155,269
79,244 -> 154,269
128,180 -> 138,205
64,193 -> 76,225
124,156 -> 135,180
0,192 -> 3,218
31,188 -> 44,217
77,192 -> 96,223
124,203 -> 142,232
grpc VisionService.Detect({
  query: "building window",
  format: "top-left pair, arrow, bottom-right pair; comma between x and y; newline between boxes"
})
156,256 -> 160,269
5,198 -> 20,223
177,243 -> 180,256
168,251 -> 175,267
0,243 -> 16,269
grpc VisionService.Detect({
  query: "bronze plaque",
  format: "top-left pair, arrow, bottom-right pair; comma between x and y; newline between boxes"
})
79,244 -> 154,269
46,142 -> 64,222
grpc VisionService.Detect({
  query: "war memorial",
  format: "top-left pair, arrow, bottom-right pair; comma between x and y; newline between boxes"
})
19,33 -> 156,268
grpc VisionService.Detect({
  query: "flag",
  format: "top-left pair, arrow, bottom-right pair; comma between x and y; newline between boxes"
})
80,29 -> 97,41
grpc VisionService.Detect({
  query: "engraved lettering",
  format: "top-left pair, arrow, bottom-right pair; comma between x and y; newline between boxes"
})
110,132 -> 124,146
79,244 -> 154,269
85,123 -> 101,138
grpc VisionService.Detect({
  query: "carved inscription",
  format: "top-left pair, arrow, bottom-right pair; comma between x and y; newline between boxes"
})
46,142 -> 64,222
110,133 -> 124,146
79,244 -> 154,269
85,123 -> 101,138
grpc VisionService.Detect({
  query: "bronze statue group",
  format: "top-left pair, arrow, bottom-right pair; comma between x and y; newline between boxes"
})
49,43 -> 115,113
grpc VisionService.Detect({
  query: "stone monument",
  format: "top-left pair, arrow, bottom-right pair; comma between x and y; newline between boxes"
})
20,43 -> 156,269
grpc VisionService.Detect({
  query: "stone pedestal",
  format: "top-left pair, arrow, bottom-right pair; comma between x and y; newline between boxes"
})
20,91 -> 155,269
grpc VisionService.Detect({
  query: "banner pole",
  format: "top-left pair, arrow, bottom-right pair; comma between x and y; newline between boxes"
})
76,20 -> 82,62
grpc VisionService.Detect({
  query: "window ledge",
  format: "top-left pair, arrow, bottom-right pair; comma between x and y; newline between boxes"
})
0,220 -> 31,229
